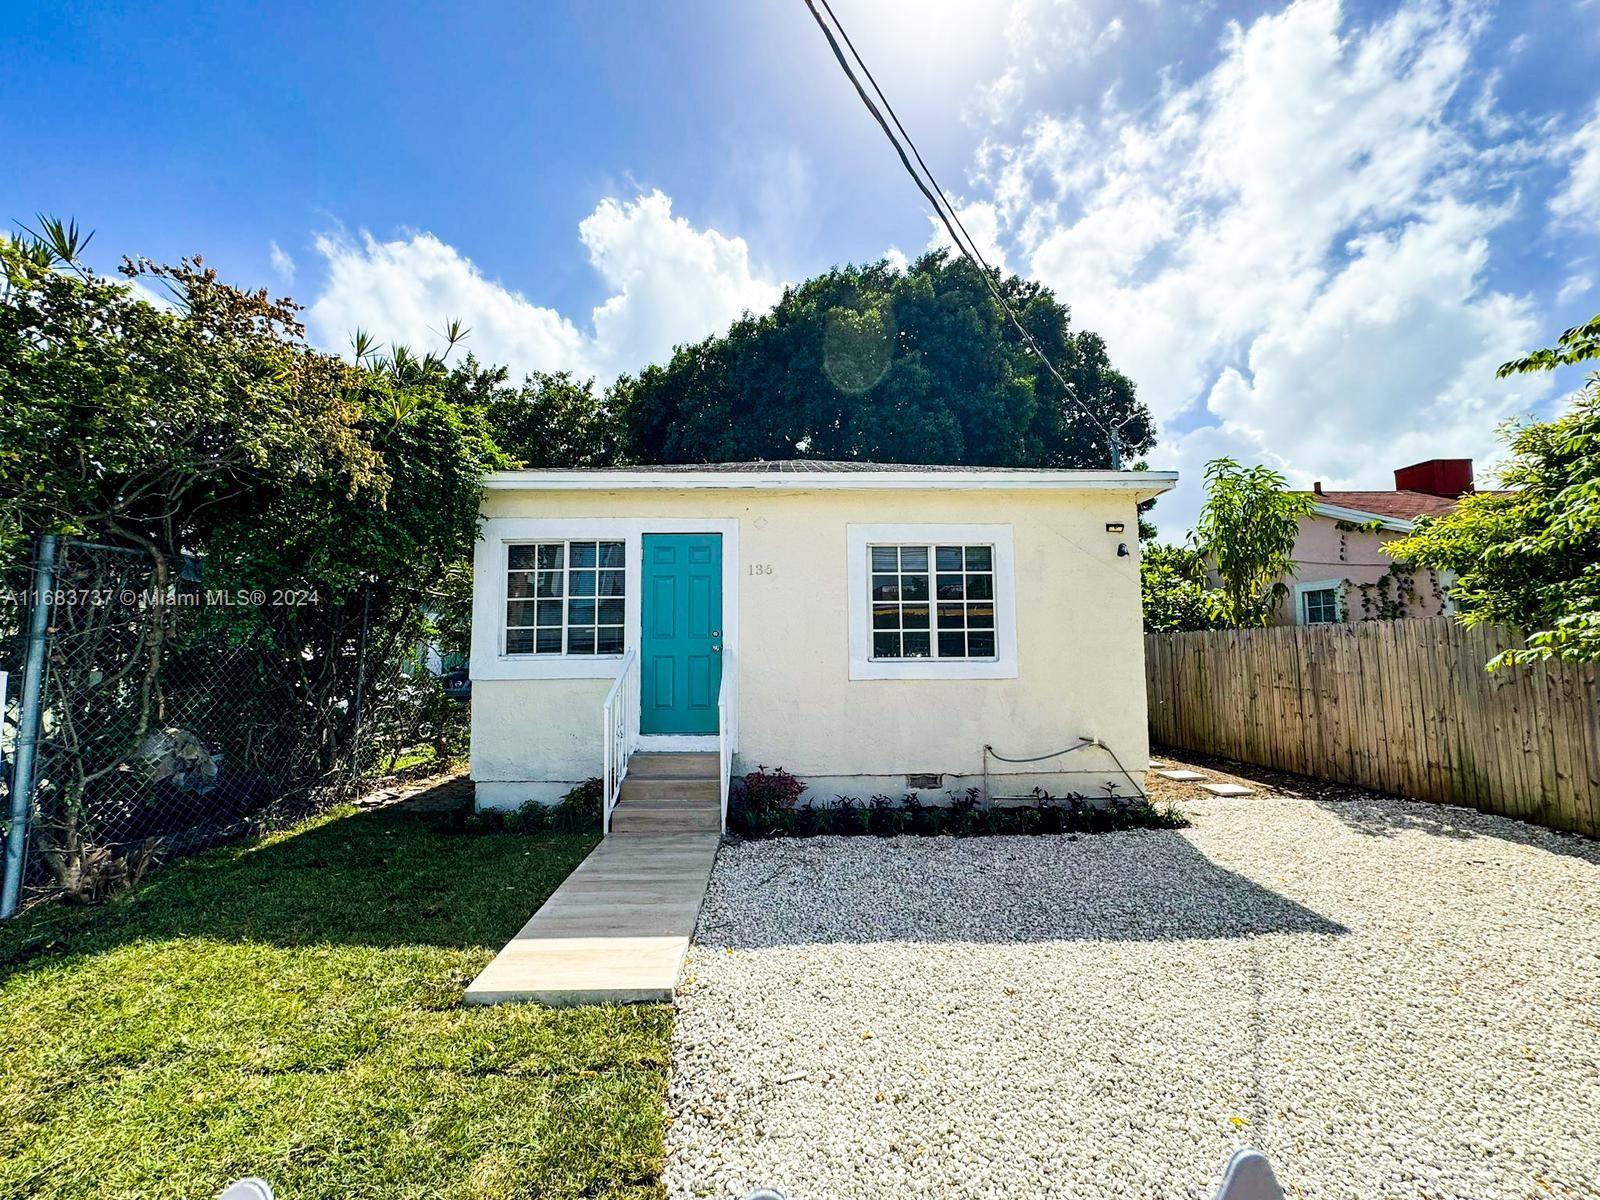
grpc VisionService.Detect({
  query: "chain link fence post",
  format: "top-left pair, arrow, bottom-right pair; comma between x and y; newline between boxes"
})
2,533 -> 58,919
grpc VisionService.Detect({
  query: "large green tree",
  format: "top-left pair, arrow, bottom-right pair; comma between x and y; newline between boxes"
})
0,234 -> 379,570
440,361 -> 622,469
0,227 -> 505,897
612,251 -> 1153,468
1388,313 -> 1600,666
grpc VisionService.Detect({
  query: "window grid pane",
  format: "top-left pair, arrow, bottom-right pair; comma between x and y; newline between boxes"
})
507,540 -> 626,655
868,543 -> 997,661
1304,588 -> 1338,625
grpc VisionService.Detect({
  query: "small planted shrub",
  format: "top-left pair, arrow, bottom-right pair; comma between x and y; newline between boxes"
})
725,772 -> 1187,840
725,766 -> 808,837
454,777 -> 604,835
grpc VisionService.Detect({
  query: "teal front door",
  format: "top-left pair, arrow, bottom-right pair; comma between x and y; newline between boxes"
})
640,533 -> 723,735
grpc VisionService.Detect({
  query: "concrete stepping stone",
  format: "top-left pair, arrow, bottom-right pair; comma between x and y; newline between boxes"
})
1157,769 -> 1207,781
1148,759 -> 1168,769
1200,782 -> 1255,797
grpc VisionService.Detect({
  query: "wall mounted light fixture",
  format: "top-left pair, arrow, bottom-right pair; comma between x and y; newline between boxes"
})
1105,521 -> 1125,534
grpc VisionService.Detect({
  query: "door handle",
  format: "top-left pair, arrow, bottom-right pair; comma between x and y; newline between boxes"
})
712,644 -> 722,653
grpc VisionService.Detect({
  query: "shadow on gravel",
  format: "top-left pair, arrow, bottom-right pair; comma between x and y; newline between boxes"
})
1154,745 -> 1600,867
1309,796 -> 1600,865
700,833 -> 1348,948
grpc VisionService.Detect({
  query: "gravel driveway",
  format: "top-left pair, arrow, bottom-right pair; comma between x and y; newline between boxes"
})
666,784 -> 1600,1200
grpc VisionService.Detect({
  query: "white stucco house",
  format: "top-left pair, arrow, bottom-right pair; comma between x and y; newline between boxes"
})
469,461 -> 1177,828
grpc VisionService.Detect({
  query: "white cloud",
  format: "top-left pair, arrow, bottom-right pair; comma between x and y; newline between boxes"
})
964,0 -> 1132,126
309,229 -> 592,376
579,191 -> 783,379
1202,200 -> 1545,486
961,0 -> 1557,535
925,199 -> 1010,273
1557,273 -> 1593,306
1550,101 -> 1600,234
120,275 -> 177,312
268,240 -> 295,283
1095,16 -> 1126,53
305,190 -> 782,383
963,66 -> 1025,126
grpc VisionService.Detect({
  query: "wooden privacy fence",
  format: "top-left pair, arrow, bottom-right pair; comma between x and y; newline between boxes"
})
1145,616 -> 1600,837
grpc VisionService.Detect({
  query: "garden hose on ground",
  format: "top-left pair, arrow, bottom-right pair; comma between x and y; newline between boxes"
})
981,736 -> 1151,806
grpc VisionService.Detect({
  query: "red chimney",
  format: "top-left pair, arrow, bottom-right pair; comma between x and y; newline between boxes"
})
1394,458 -> 1473,498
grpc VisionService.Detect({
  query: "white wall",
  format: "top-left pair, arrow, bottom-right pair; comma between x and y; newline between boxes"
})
469,485 -> 1152,809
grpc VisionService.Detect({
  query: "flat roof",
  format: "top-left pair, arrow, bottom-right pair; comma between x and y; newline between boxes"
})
482,461 -> 1178,500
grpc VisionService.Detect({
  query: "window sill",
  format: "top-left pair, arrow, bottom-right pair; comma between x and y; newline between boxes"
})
472,655 -> 629,682
850,658 -> 1018,681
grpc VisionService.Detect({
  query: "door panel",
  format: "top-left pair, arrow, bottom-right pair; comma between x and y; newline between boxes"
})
640,534 -> 723,735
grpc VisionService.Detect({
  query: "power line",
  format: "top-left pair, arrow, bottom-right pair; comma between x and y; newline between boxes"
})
800,0 -> 1126,468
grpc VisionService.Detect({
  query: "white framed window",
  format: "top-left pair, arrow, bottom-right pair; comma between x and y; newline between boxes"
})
869,543 -> 997,661
1295,579 -> 1343,626
847,523 -> 1018,680
505,540 -> 626,656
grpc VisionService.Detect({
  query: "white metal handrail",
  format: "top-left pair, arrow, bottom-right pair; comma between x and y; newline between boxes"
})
717,645 -> 735,833
601,648 -> 639,835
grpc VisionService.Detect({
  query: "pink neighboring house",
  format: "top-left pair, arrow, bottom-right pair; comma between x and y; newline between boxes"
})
1271,458 -> 1477,627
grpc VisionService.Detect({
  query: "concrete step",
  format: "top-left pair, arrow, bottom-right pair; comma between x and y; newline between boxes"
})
627,752 -> 719,780
616,795 -> 719,811
610,805 -> 722,834
619,776 -> 719,803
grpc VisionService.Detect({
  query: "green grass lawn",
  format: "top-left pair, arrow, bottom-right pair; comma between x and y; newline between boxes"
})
0,803 -> 671,1200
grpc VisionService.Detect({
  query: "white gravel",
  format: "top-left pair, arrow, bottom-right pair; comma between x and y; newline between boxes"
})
665,791 -> 1600,1200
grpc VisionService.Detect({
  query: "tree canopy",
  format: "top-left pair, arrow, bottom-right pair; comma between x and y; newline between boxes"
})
0,229 -> 507,895
1388,312 -> 1600,666
0,245 -> 380,567
612,250 -> 1153,469
1140,543 -> 1219,633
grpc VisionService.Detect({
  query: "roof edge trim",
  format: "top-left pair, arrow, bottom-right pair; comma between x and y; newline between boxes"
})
482,468 -> 1179,500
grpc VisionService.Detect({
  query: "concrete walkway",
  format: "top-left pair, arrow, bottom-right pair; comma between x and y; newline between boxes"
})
464,832 -> 720,1007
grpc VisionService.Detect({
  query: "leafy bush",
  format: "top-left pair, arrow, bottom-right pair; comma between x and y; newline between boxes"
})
725,771 -> 1186,840
726,767 -> 808,835
0,233 -> 507,899
1141,543 -> 1220,632
1387,358 -> 1600,667
457,778 -> 603,836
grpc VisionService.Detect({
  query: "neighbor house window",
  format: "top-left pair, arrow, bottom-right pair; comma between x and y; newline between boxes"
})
870,543 -> 996,660
505,540 -> 626,655
1302,586 -> 1339,625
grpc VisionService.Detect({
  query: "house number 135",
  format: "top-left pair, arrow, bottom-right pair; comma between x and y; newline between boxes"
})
747,563 -> 774,576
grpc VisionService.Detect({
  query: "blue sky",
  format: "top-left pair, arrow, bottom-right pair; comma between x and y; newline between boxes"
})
5,0 -> 1598,531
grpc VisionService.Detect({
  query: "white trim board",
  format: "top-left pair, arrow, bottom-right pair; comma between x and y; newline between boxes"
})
845,523 -> 1020,681
1311,502 -> 1416,533
483,468 -> 1177,502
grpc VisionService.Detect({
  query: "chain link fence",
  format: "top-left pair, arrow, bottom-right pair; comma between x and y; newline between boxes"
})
2,537 -> 463,911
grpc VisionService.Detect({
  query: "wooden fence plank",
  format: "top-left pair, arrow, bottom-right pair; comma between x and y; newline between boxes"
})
1144,615 -> 1598,837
